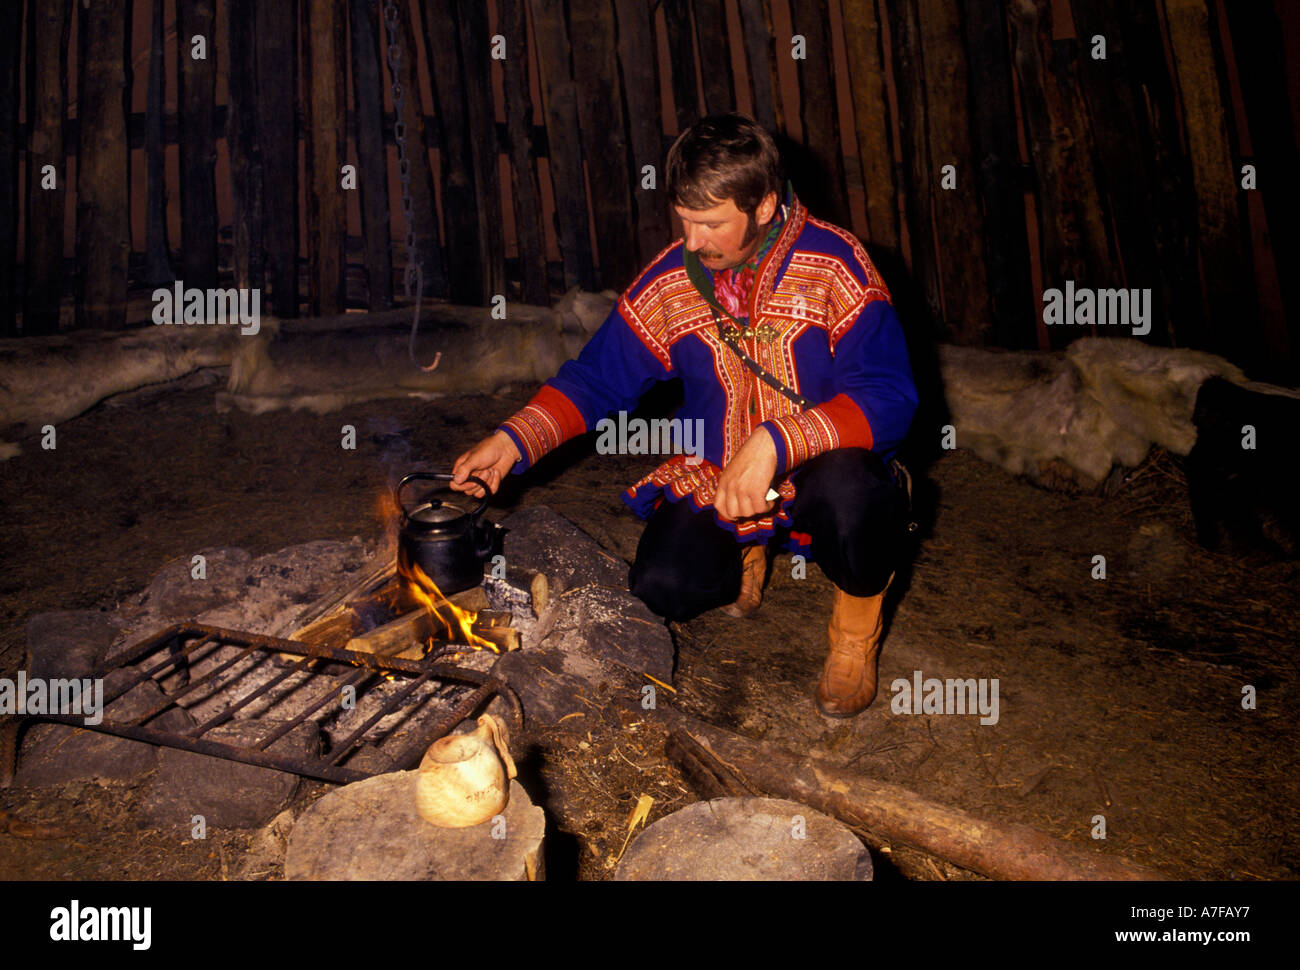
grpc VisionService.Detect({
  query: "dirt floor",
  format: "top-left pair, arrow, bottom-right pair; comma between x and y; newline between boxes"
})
1,372 -> 1297,881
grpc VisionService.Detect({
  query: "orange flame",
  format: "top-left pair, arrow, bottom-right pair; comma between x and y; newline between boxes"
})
398,557 -> 499,654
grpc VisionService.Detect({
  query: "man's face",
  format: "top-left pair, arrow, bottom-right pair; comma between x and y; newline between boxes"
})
673,192 -> 778,271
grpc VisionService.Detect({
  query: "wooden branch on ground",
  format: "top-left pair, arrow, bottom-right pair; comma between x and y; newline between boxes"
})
658,708 -> 1166,881
665,729 -> 755,799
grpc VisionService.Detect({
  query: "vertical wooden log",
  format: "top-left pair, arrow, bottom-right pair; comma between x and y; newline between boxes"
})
1163,0 -> 1252,360
1118,0 -> 1205,351
302,0 -> 347,315
76,0 -> 132,331
177,0 -> 218,293
570,0 -> 638,289
662,0 -> 700,130
615,0 -> 672,266
24,0 -> 71,335
1069,0 -> 1196,351
0,0 -> 21,335
145,0 -> 173,287
1223,1 -> 1298,371
737,0 -> 781,132
255,0 -> 300,317
958,0 -> 1033,348
839,0 -> 898,253
883,0 -> 941,333
350,0 -> 394,310
1007,0 -> 1115,350
227,0 -> 264,293
454,0 -> 506,303
387,0 -> 445,301
692,0 -> 735,115
501,0 -> 548,304
420,0 -> 483,304
915,0 -> 989,345
788,0 -> 849,227
528,0 -> 595,291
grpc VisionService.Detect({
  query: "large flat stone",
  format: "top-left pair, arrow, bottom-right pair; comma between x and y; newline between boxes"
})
26,610 -> 124,681
497,506 -> 628,593
615,797 -> 873,881
489,508 -> 674,728
140,719 -> 318,829
14,669 -> 195,788
285,773 -> 544,880
112,539 -> 379,651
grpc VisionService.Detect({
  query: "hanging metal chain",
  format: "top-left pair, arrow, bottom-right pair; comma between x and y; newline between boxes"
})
381,0 -> 440,371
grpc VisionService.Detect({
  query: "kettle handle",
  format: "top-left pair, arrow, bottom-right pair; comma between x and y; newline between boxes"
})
477,714 -> 517,780
395,472 -> 490,520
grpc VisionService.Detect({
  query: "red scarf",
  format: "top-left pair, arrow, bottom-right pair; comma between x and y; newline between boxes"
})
710,203 -> 786,319
713,265 -> 756,319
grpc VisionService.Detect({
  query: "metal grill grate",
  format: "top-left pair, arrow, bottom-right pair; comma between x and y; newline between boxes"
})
1,623 -> 521,786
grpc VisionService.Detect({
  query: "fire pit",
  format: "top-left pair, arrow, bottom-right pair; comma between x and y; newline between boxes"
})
7,506 -> 674,862
0,620 -> 519,787
2,544 -> 534,789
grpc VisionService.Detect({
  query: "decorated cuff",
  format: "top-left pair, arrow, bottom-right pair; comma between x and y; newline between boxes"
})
760,394 -> 874,473
497,385 -> 587,473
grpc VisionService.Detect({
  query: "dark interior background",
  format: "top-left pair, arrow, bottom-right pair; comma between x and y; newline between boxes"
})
1,0 -> 1296,383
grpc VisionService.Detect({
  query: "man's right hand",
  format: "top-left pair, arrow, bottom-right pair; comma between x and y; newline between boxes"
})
450,430 -> 522,498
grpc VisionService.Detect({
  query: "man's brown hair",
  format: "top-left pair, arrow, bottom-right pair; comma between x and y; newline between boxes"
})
666,113 -> 784,215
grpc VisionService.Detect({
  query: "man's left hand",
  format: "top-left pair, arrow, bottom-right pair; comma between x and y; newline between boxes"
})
714,427 -> 778,520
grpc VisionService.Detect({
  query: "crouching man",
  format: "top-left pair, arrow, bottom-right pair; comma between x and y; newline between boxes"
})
451,113 -> 917,717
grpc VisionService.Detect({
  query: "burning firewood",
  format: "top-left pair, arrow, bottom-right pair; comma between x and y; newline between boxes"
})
468,611 -> 520,652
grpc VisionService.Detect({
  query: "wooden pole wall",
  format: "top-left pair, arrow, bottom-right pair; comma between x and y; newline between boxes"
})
885,0 -> 942,334
692,0 -> 735,117
453,0 -> 506,302
176,0 -> 218,293
959,0 -> 1033,349
917,0 -> 990,345
615,0 -> 672,267
254,0 -> 300,317
1008,0 -> 1116,350
422,0 -> 485,305
350,0 -> 395,311
570,0 -> 639,290
145,0 -> 172,287
2,0 -> 1295,381
302,0 -> 348,317
529,0 -> 594,292
1222,1 -> 1298,372
737,0 -> 782,133
1163,0 -> 1254,363
23,0 -> 70,335
227,0 -> 263,293
788,0 -> 850,229
76,0 -> 132,331
0,1 -> 22,336
501,0 -> 548,304
388,0 -> 445,301
840,0 -> 898,255
663,0 -> 701,131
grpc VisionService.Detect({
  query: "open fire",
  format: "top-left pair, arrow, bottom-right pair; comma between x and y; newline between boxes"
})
398,558 -> 500,656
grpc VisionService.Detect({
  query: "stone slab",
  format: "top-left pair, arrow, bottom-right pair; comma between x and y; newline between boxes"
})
285,773 -> 544,880
140,719 -> 318,829
615,797 -> 873,881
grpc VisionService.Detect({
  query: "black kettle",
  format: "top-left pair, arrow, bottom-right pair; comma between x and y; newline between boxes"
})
394,472 -> 500,595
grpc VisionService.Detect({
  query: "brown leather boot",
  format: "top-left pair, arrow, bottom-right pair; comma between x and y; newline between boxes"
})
816,575 -> 894,717
720,544 -> 767,618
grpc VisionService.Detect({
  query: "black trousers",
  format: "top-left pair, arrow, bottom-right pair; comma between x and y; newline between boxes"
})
628,448 -> 910,622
